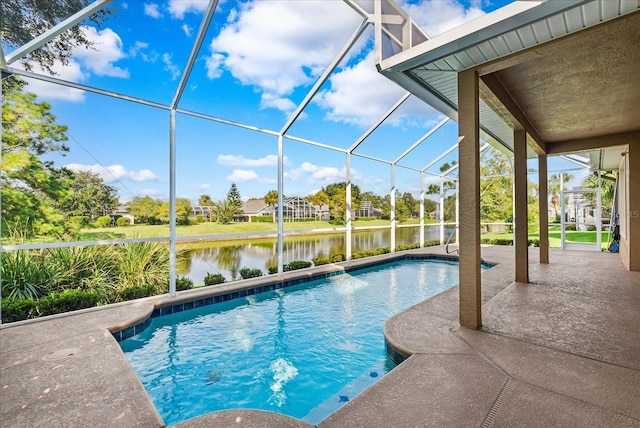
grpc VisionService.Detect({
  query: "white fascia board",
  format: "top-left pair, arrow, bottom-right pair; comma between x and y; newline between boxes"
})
378,0 -> 589,73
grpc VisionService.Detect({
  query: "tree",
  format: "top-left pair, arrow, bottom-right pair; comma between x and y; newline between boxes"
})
322,182 -> 361,222
198,194 -> 214,206
549,172 -> 574,220
158,198 -> 192,225
264,190 -> 279,223
59,170 -> 118,221
127,196 -> 162,225
1,0 -> 113,75
1,80 -> 72,237
212,199 -> 241,224
479,148 -> 513,222
309,191 -> 330,220
227,183 -> 242,208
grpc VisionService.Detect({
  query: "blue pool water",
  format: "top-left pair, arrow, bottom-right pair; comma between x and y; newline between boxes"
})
120,259 -> 466,426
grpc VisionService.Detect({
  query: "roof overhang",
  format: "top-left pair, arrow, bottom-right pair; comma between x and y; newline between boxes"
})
377,0 -> 640,166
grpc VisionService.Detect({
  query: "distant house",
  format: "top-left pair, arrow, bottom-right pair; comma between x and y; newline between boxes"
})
112,206 -> 135,224
191,205 -> 214,221
242,197 -> 322,221
355,200 -> 381,218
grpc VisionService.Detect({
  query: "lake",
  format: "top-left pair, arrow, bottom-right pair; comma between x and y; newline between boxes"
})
176,225 -> 454,284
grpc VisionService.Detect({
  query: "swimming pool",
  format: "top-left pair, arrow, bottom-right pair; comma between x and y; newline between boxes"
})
120,258 -> 471,426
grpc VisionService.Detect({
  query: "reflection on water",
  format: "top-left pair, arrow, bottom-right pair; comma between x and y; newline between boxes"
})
178,227 -> 454,285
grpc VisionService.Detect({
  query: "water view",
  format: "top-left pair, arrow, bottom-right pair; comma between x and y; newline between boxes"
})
177,226 -> 454,284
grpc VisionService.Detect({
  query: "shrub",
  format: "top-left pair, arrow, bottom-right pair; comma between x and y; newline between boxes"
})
117,242 -> 169,290
425,240 -> 440,247
116,217 -> 132,227
284,260 -> 312,271
564,224 -> 577,231
204,272 -> 226,286
116,284 -> 157,302
95,216 -> 113,228
267,265 -> 278,274
312,256 -> 330,266
587,224 -> 597,231
239,268 -> 263,279
195,215 -> 205,223
37,289 -> 102,316
331,254 -> 345,262
1,298 -> 38,323
250,216 -> 272,223
176,276 -> 194,291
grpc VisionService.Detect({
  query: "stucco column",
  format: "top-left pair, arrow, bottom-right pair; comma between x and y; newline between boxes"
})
538,154 -> 549,264
457,69 -> 482,329
626,145 -> 640,270
514,129 -> 529,282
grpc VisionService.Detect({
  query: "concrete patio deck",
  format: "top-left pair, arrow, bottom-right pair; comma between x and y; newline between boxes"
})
1,245 -> 639,427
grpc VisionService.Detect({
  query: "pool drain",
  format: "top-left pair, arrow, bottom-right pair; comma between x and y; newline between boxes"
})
42,348 -> 79,361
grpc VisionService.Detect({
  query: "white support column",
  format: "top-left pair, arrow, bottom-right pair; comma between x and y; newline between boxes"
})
597,171 -> 602,251
169,110 -> 177,295
420,171 -> 425,248
457,68 -> 482,329
514,129 -> 529,283
277,135 -> 284,274
560,171 -> 566,249
346,152 -> 352,260
439,176 -> 445,244
390,164 -> 396,253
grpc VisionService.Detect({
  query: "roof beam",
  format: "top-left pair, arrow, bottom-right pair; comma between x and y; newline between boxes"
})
547,131 -> 640,155
480,73 -> 546,155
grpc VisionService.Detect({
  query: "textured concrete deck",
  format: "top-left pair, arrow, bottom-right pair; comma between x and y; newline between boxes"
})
1,246 -> 639,427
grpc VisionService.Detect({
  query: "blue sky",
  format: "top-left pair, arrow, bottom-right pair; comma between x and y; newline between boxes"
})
8,0 -> 587,204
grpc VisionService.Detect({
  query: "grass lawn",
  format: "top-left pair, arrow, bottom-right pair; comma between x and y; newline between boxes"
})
482,226 -> 610,250
79,218 -> 432,241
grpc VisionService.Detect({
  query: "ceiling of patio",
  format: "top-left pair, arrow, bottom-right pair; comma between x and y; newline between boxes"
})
378,1 -> 640,168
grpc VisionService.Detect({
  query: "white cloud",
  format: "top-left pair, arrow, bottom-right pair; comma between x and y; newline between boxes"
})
284,161 -> 362,184
400,0 -> 485,37
227,169 -> 259,181
144,3 -> 162,19
168,0 -> 208,19
182,24 -> 192,37
129,169 -> 159,182
198,183 -> 211,190
65,163 -> 159,183
217,154 -> 286,167
72,27 -> 129,78
205,1 -> 361,114
316,51 -> 408,128
162,53 -> 181,80
20,61 -> 88,101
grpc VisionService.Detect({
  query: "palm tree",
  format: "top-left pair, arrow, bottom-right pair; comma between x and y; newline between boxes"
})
212,199 -> 240,224
264,190 -> 279,223
549,173 -> 573,220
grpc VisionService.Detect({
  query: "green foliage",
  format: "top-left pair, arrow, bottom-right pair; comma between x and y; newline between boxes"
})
251,215 -> 273,222
116,242 -> 169,291
198,194 -> 214,206
239,268 -> 263,279
95,215 -> 113,228
158,197 -> 192,225
46,245 -> 117,297
285,260 -> 312,271
331,254 -> 346,262
352,248 -> 389,259
267,265 -> 278,274
565,224 -> 577,231
212,199 -> 241,224
37,289 -> 102,316
116,217 -> 131,226
264,189 -> 279,223
1,298 -> 38,323
480,238 -> 540,247
127,196 -> 162,225
227,183 -> 243,210
116,285 -> 157,302
204,272 -> 226,286
59,171 -> 118,220
176,276 -> 194,291
1,250 -> 51,299
194,215 -> 205,223
1,1 -> 113,75
2,81 -> 73,238
312,256 -> 330,266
